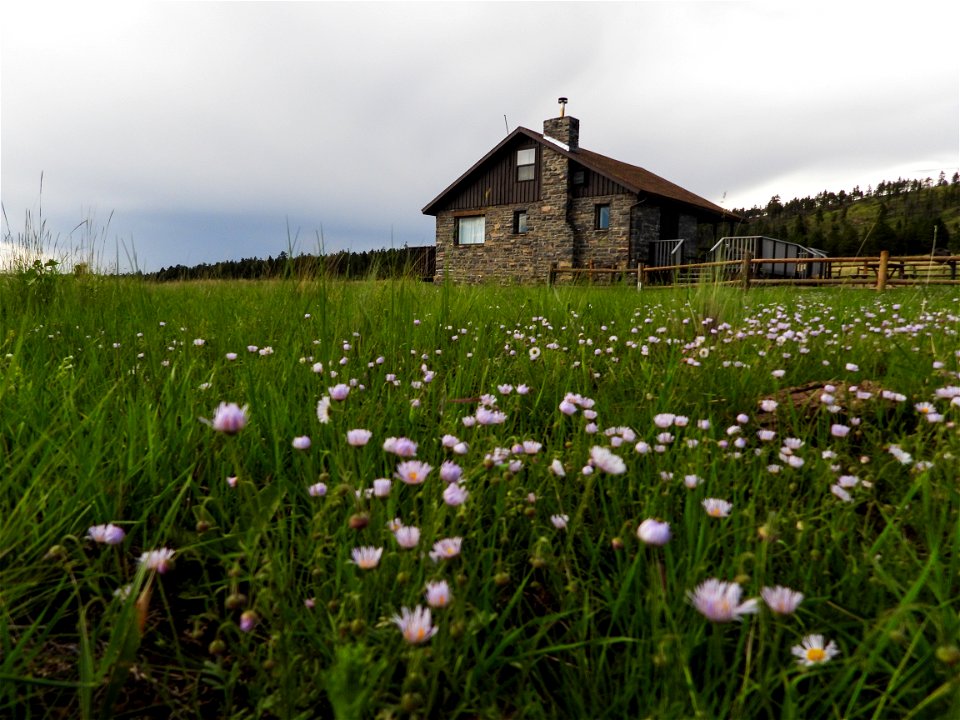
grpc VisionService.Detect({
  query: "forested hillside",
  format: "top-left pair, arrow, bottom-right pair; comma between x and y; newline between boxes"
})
730,172 -> 960,256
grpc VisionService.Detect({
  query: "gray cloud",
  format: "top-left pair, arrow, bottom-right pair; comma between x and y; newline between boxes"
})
2,1 -> 957,271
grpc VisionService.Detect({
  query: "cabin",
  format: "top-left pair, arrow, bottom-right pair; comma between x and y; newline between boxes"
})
422,102 -> 741,283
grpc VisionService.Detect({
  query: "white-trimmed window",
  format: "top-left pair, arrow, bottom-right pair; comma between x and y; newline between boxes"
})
517,148 -> 535,181
456,215 -> 485,245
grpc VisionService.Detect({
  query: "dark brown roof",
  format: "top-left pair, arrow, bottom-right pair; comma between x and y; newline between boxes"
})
423,126 -> 740,221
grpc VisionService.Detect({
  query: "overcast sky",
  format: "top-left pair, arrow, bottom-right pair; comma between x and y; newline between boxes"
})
2,1 -> 957,272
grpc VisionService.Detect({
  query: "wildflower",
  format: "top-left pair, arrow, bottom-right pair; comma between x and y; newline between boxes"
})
87,524 -> 126,545
559,399 -> 578,416
550,459 -> 566,476
528,347 -> 541,361
550,514 -> 569,530
830,484 -> 853,502
327,383 -> 350,401
346,429 -> 373,446
683,474 -> 703,489
383,436 -> 418,457
443,483 -> 469,506
521,440 -> 543,455
394,526 -> 421,549
350,546 -> 383,569
372,478 -> 391,497
226,475 -> 239,488
837,475 -> 859,488
887,443 -> 913,464
441,434 -> 460,449
757,430 -> 776,442
392,605 -> 438,644
845,363 -> 859,372
308,482 -> 327,497
688,579 -> 758,622
589,446 -> 626,474
697,419 -> 711,431
429,537 -> 462,562
653,413 -> 675,428
225,352 -> 237,361
792,634 -> 840,667
239,610 -> 258,633
475,406 -> 507,425
396,460 -> 432,485
831,424 -> 850,438
516,384 -> 530,394
439,461 -> 463,483
425,580 -> 452,608
637,518 -> 671,546
772,369 -> 786,379
316,396 -> 331,424
139,548 -> 175,574
206,402 -> 249,434
702,498 -> 733,518
258,346 -> 274,356
292,436 -> 311,450
193,338 -> 205,347
761,585 -> 804,615
634,441 -> 651,455
759,399 -> 778,413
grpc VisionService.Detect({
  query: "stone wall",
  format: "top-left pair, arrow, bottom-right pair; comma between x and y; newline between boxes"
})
434,146 -> 575,284
569,194 -> 633,268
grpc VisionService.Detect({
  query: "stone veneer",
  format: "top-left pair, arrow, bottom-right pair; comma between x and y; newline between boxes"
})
431,115 -> 723,283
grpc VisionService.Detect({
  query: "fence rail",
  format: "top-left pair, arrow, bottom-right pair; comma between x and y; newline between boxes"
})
548,252 -> 960,289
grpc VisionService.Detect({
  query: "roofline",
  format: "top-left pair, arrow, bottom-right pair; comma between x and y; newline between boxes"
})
422,126 -> 742,222
421,127 -> 542,215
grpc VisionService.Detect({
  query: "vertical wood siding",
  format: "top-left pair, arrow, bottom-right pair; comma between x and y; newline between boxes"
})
438,141 -> 541,211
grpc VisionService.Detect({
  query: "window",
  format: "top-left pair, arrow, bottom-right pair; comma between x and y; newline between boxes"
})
595,204 -> 610,230
513,210 -> 528,234
456,215 -> 485,245
517,148 -> 535,181
573,170 -> 586,186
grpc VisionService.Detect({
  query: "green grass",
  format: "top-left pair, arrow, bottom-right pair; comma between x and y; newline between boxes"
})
1,274 -> 959,719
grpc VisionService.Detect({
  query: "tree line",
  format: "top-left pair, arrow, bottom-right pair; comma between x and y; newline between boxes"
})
730,172 -> 959,256
143,246 -> 436,282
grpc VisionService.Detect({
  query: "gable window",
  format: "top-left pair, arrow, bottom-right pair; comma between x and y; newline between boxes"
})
517,148 -> 536,182
513,210 -> 528,234
595,204 -> 610,230
456,215 -> 485,245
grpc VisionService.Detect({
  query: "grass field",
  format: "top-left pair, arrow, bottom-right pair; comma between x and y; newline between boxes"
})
1,274 -> 958,719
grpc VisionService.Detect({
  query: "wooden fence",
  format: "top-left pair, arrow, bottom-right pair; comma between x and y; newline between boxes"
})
548,252 -> 960,290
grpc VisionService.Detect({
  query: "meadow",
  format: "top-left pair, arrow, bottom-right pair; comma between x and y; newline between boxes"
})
1,274 -> 958,719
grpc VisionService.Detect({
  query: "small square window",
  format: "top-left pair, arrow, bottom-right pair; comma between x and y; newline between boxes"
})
517,148 -> 535,182
513,210 -> 528,234
595,204 -> 610,230
573,170 -> 586,185
456,215 -> 485,245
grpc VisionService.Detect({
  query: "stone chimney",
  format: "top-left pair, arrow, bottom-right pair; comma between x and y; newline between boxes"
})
543,115 -> 579,152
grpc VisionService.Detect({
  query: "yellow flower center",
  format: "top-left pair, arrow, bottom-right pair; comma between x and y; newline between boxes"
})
806,647 -> 826,663
409,472 -> 418,481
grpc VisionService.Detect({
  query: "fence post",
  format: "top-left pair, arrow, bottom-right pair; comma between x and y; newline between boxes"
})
877,250 -> 888,291
548,262 -> 556,286
740,251 -> 752,290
